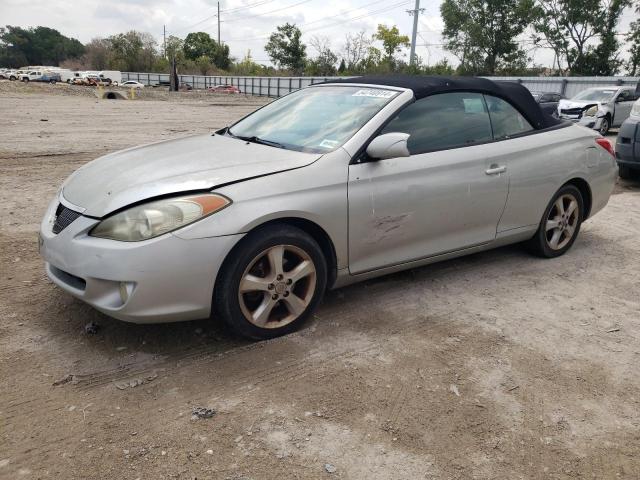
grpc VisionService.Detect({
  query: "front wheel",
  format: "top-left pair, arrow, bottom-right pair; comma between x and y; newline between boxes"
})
598,116 -> 610,136
214,224 -> 327,339
526,185 -> 584,258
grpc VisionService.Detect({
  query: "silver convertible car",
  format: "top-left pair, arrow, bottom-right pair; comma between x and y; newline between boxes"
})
40,76 -> 617,339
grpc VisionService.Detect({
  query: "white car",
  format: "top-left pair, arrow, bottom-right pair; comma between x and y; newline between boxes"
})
121,80 -> 145,89
558,86 -> 637,135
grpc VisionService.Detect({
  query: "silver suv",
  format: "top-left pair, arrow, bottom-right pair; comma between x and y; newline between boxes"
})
558,86 -> 637,135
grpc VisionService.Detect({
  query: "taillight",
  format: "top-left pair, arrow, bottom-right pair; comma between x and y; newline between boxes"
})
595,138 -> 614,157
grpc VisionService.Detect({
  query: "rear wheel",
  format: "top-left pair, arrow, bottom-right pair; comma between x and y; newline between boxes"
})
527,185 -> 584,258
618,165 -> 635,179
214,224 -> 327,339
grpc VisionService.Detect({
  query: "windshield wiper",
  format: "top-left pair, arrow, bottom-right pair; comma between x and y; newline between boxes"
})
227,131 -> 286,149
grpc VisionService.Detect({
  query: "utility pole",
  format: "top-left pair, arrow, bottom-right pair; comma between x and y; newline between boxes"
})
163,25 -> 167,59
407,0 -> 425,66
217,1 -> 221,45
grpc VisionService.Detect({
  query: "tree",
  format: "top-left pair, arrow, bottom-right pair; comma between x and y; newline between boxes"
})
0,25 -> 84,67
264,23 -> 307,73
183,31 -> 230,70
342,31 -> 372,71
306,35 -> 338,75
165,35 -> 184,62
373,24 -> 410,67
107,31 -> 157,71
232,50 -> 263,75
626,2 -> 640,75
338,58 -> 346,73
440,0 -> 535,75
532,0 -> 631,75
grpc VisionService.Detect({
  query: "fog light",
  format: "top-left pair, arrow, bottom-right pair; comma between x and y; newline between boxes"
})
119,282 -> 131,304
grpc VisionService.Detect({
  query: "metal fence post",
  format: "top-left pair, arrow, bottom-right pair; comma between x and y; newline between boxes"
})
561,79 -> 568,96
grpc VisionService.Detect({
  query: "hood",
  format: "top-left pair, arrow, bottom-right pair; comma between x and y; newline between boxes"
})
62,134 -> 322,217
559,99 -> 601,109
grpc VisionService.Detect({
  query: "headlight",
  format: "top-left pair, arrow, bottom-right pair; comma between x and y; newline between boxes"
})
631,101 -> 640,118
584,105 -> 599,117
90,193 -> 230,241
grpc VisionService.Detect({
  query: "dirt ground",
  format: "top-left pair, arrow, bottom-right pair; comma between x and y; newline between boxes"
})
1,81 -> 639,480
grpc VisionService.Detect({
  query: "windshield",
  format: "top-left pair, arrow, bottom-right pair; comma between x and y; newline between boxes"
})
572,88 -> 617,102
228,86 -> 399,153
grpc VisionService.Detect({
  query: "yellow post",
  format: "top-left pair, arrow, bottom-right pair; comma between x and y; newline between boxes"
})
98,84 -> 103,98
130,87 -> 135,100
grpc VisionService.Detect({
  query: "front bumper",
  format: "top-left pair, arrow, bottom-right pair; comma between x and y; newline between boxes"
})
39,197 -> 243,324
559,115 -> 604,130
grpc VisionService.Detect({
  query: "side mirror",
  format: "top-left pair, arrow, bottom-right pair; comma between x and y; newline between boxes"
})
366,132 -> 410,160
615,96 -> 625,103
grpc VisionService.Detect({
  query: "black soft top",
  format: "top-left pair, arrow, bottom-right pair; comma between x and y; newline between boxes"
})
325,75 -> 563,130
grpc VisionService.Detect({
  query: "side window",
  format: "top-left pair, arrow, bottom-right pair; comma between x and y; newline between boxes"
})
380,92 -> 493,154
484,95 -> 534,140
617,90 -> 632,102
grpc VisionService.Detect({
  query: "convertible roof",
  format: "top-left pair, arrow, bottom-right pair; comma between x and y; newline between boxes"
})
323,75 -> 563,130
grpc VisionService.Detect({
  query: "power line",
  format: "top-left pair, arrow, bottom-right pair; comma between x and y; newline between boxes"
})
168,0 -> 278,35
223,0 -> 412,42
221,0 -> 314,24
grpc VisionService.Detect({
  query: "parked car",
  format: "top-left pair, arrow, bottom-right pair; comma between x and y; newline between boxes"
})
209,85 -> 241,94
40,76 -> 616,339
615,98 -> 640,179
121,80 -> 145,89
530,91 -> 564,116
8,70 -> 27,80
558,86 -> 637,135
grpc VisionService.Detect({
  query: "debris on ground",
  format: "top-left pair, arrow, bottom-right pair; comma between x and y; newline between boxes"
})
191,407 -> 216,420
84,322 -> 100,334
449,384 -> 460,396
115,373 -> 158,390
52,374 -> 75,386
606,327 -> 621,333
325,463 -> 337,474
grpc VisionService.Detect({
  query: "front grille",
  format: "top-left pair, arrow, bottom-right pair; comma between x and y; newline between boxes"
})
560,108 -> 583,118
53,204 -> 81,234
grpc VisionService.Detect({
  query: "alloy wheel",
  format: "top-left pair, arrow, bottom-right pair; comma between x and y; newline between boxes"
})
238,245 -> 317,329
599,117 -> 609,136
545,193 -> 579,250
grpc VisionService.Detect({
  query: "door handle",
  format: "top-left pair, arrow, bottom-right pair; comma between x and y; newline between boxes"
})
485,165 -> 507,175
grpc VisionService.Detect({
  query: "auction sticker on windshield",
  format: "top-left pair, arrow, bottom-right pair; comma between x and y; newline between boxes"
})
352,89 -> 397,98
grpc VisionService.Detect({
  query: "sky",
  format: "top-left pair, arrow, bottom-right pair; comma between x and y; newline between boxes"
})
0,0 -> 637,70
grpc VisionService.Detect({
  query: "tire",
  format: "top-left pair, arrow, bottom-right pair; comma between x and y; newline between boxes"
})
598,116 -> 610,136
23,78 -> 29,83
214,224 -> 327,339
526,184 -> 584,258
618,165 -> 635,179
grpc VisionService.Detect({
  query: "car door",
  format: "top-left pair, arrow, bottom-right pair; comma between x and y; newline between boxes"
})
347,92 -> 509,274
613,90 -> 635,127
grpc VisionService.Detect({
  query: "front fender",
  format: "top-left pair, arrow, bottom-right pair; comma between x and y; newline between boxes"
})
173,148 -> 351,270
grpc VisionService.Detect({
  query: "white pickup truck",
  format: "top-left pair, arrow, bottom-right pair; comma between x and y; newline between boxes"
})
19,70 -> 61,84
